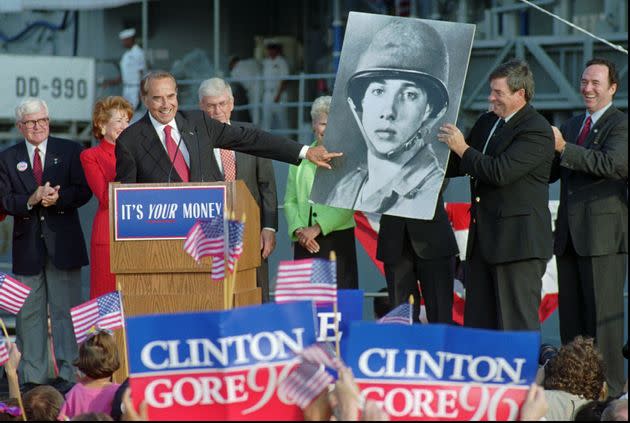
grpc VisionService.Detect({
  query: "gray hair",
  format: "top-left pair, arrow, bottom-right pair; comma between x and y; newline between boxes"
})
15,97 -> 49,122
310,96 -> 331,122
198,78 -> 233,102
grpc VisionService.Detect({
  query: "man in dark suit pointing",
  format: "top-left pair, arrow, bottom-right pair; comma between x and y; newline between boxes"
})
438,59 -> 555,331
550,58 -> 628,397
198,77 -> 278,303
115,71 -> 340,184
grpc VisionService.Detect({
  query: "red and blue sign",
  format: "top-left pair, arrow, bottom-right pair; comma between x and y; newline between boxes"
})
126,302 -> 317,420
114,185 -> 225,240
344,323 -> 539,420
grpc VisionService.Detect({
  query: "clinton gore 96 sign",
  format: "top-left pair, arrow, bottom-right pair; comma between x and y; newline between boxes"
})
344,323 -> 539,421
126,302 -> 317,420
114,185 -> 225,240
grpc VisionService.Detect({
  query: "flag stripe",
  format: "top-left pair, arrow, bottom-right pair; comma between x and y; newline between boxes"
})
0,273 -> 32,315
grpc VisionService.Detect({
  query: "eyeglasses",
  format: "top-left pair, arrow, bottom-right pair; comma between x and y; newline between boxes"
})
0,402 -> 22,417
204,101 -> 230,111
21,118 -> 50,129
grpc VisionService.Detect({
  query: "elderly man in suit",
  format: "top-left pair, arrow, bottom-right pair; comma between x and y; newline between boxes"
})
0,97 -> 91,393
198,77 -> 278,303
115,71 -> 339,184
550,58 -> 628,397
438,59 -> 555,331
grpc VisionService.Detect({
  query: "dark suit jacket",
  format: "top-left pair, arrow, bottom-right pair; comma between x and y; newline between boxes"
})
550,106 -> 628,256
447,105 -> 555,264
115,110 -> 303,183
0,137 -> 91,275
207,121 -> 278,230
376,185 -> 459,263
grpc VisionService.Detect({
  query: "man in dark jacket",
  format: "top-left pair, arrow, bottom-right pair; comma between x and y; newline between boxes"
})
550,58 -> 628,397
439,59 -> 555,331
0,97 -> 91,392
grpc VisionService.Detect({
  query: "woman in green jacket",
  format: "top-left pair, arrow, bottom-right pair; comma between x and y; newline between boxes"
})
283,96 -> 358,289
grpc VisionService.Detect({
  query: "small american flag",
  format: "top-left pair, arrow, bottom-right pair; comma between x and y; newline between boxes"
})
278,362 -> 333,409
71,291 -> 124,344
0,273 -> 32,315
275,258 -> 337,305
227,220 -> 245,272
0,341 -> 9,366
299,342 -> 342,370
378,302 -> 412,325
183,218 -> 225,262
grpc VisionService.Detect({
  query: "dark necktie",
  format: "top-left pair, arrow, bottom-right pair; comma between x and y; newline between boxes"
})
576,116 -> 592,146
220,149 -> 236,181
33,147 -> 43,185
483,118 -> 505,154
164,125 -> 190,182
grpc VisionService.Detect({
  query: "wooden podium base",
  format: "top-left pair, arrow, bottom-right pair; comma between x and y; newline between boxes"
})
113,268 -> 260,382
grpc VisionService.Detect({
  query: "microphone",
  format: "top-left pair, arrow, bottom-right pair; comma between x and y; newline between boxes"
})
167,127 -> 186,183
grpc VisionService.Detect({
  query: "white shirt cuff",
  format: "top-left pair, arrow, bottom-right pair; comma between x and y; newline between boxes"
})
262,227 -> 276,232
298,145 -> 309,160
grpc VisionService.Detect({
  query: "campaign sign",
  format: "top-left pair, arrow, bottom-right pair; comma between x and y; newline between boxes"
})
127,302 -> 317,420
315,289 -> 363,350
344,323 -> 539,421
114,185 -> 225,240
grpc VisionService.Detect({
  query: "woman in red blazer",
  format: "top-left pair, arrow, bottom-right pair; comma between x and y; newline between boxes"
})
81,96 -> 133,298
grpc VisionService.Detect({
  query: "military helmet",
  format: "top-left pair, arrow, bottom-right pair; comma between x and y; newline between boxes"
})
347,19 -> 449,119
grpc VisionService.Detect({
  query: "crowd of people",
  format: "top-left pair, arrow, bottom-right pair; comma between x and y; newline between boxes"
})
0,23 -> 626,421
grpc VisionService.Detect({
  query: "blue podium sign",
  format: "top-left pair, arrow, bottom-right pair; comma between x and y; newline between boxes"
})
114,185 -> 226,240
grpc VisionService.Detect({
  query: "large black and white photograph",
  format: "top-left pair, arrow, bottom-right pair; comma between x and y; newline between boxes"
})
310,12 -> 475,219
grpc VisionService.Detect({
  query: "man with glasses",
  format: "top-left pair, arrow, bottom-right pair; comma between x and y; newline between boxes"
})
198,77 -> 278,303
0,97 -> 91,394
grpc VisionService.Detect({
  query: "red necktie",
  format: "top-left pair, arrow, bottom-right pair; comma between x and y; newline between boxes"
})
33,147 -> 43,185
576,116 -> 592,146
163,125 -> 189,182
220,149 -> 236,181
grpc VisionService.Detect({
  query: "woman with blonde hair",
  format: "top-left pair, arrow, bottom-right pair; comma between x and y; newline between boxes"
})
81,96 -> 133,298
284,96 -> 358,288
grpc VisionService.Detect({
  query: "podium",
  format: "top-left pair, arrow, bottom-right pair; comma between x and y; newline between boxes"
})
109,181 -> 262,380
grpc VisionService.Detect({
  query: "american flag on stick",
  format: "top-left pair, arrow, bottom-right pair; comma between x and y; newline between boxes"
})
278,362 -> 333,409
0,273 -> 32,315
274,258 -> 337,305
377,302 -> 412,325
183,218 -> 225,263
183,218 -> 245,280
226,219 -> 245,272
0,341 -> 9,366
70,291 -> 124,344
299,342 -> 343,370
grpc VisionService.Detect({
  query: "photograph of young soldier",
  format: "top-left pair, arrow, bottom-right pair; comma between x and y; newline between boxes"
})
311,12 -> 474,220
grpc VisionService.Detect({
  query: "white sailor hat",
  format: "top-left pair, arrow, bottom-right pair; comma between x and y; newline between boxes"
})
118,28 -> 136,40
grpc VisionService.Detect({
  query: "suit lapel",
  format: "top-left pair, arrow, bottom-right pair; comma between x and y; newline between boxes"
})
15,142 -> 38,192
234,152 -> 245,180
139,114 -> 179,181
487,105 -> 534,156
176,114 -> 201,181
43,137 -> 61,184
584,106 -> 616,148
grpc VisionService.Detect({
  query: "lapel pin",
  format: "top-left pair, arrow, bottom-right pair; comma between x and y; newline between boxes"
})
593,129 -> 598,133
17,161 -> 28,172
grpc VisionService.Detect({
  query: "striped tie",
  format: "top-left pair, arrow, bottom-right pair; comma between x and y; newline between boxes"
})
33,147 -> 43,185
